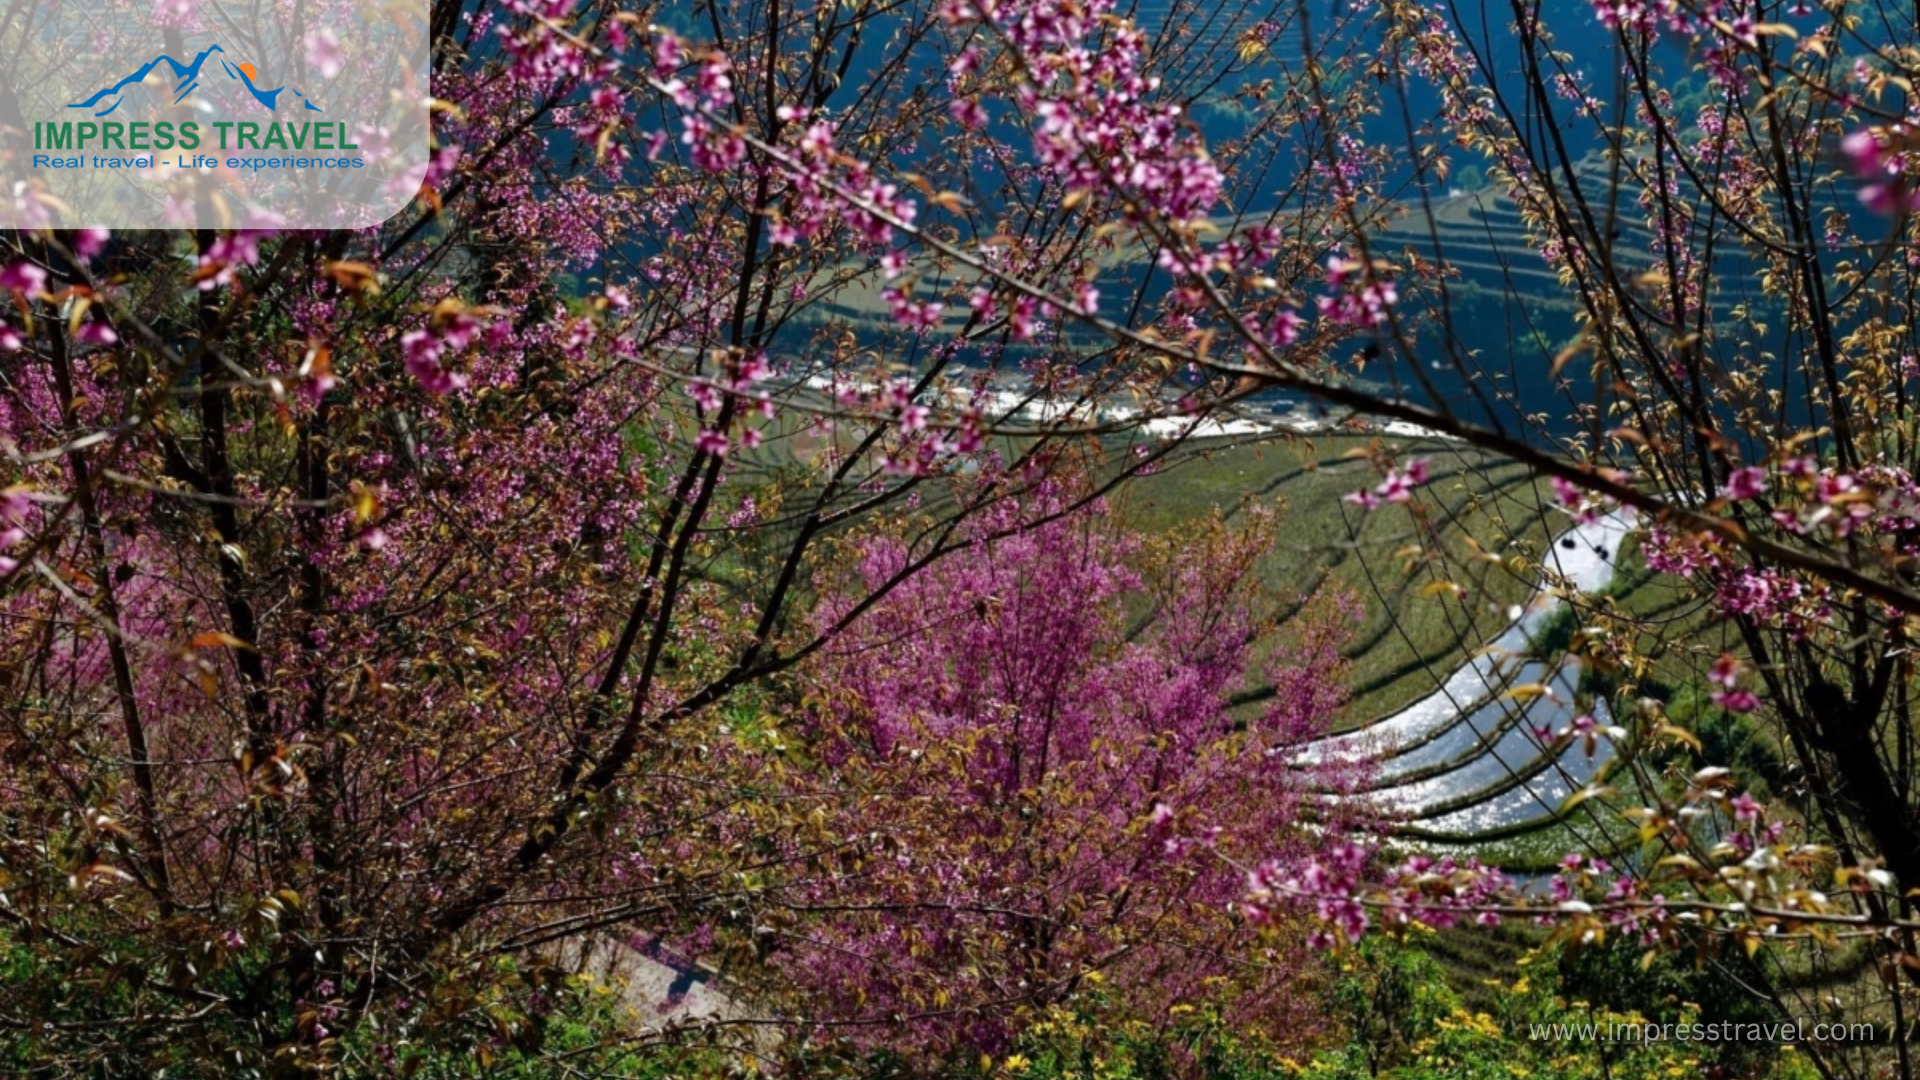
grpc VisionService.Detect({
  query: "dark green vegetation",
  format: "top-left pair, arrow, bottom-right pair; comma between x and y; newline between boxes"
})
325,935 -> 1830,1080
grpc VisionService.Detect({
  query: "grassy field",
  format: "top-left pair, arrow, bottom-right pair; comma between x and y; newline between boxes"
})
725,400 -> 1741,843
708,378 -> 1891,1023
716,395 -> 1564,730
1110,432 -> 1560,727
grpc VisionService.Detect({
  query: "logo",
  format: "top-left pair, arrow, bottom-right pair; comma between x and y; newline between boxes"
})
2,2 -> 428,228
70,44 -> 322,118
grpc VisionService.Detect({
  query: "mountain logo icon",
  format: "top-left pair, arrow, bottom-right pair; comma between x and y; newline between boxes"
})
69,44 -> 323,118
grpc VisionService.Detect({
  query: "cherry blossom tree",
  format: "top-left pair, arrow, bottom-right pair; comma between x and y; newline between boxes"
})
14,0 -> 1920,1070
0,0 -> 1408,1072
757,489 -> 1370,1059
639,0 -> 1920,1071
1235,2 -> 1920,1076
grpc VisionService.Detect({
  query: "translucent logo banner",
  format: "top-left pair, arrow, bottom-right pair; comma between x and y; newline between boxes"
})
0,0 -> 431,228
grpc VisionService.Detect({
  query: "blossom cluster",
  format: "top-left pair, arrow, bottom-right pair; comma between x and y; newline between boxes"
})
945,0 -> 1223,227
1344,457 -> 1431,510
399,301 -> 500,396
0,488 -> 31,577
1316,254 -> 1399,329
789,494 -> 1374,1051
688,349 -> 778,456
1640,458 -> 1920,628
1275,760 -> 1887,956
1842,125 -> 1920,216
1250,844 -> 1508,949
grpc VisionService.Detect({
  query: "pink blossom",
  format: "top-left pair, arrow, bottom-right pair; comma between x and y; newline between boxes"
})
73,228 -> 110,258
696,51 -> 734,108
1363,460 -> 1431,505
1075,282 -> 1099,315
151,0 -> 195,26
73,320 -> 117,347
0,261 -> 47,295
422,144 -> 462,189
1842,129 -> 1889,175
306,28 -> 345,79
651,29 -> 682,76
401,329 -> 466,394
1723,466 -> 1767,501
401,328 -> 441,370
1268,308 -> 1305,345
439,312 -> 482,352
950,97 -> 988,130
197,230 -> 268,291
1375,471 -> 1417,503
0,490 -> 27,575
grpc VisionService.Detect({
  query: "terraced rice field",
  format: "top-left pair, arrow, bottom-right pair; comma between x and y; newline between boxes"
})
1117,434 -> 1558,723
1117,434 -> 1672,852
1300,511 -> 1633,842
